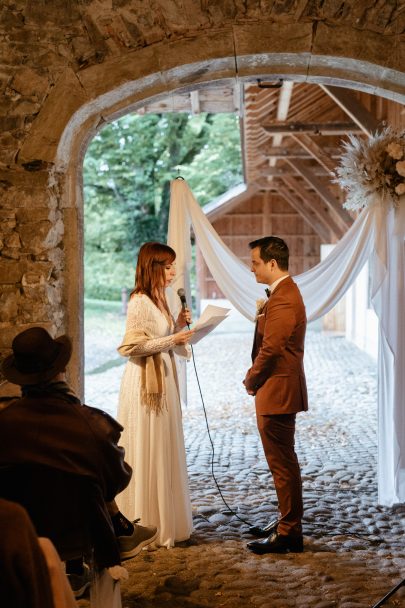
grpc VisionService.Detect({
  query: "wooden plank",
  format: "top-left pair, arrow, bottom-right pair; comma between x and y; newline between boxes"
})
286,158 -> 352,230
262,121 -> 362,135
190,90 -> 200,114
281,175 -> 343,241
277,182 -> 333,243
291,133 -> 337,174
320,85 -> 381,137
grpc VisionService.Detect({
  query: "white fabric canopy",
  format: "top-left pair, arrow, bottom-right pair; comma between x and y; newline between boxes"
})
167,179 -> 405,506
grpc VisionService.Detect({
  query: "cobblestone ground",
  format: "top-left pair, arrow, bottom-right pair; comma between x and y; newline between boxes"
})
83,309 -> 405,608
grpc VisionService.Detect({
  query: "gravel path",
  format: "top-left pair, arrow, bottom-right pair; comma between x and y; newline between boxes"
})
82,308 -> 405,608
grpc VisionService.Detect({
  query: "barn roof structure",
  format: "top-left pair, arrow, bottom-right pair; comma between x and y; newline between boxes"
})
138,80 -> 403,241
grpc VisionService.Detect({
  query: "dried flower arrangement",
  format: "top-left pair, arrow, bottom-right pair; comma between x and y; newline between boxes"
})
335,128 -> 405,212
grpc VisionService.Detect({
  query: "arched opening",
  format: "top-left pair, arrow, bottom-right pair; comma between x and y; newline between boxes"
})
50,55 -> 404,395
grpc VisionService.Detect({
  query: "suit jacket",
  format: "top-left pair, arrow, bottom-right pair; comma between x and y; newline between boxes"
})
244,276 -> 308,415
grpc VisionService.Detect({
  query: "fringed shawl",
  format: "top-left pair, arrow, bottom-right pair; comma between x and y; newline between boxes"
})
117,329 -> 166,414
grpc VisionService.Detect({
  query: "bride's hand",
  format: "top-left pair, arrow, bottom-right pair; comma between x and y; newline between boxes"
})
176,307 -> 192,328
173,329 -> 194,345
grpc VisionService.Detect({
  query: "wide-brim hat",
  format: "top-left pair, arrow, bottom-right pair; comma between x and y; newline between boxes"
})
1,327 -> 72,386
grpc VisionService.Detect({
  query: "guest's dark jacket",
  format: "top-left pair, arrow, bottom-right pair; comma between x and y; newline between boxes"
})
0,386 -> 132,567
0,388 -> 132,502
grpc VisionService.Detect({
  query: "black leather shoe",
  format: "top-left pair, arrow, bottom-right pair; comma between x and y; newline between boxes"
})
247,531 -> 304,554
247,518 -> 279,538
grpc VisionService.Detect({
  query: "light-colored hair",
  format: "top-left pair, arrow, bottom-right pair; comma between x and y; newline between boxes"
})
132,242 -> 176,313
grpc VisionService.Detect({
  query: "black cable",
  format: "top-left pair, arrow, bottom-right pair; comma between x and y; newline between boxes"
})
189,343 -> 254,526
189,343 -> 389,545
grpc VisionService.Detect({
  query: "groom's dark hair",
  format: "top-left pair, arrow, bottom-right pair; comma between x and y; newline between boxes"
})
249,236 -> 289,270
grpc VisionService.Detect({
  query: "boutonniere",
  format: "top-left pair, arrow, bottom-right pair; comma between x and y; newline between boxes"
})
255,298 -> 266,321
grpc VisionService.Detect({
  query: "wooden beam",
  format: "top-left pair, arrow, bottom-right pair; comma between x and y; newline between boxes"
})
286,158 -> 352,231
260,146 -> 340,159
281,175 -> 343,241
257,164 -> 328,177
190,91 -> 200,114
290,134 -> 337,175
277,183 -> 332,242
262,121 -> 361,135
269,82 -> 294,175
320,85 -> 381,137
233,81 -> 243,116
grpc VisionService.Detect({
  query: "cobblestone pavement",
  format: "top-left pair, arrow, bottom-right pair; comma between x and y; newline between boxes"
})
83,309 -> 405,608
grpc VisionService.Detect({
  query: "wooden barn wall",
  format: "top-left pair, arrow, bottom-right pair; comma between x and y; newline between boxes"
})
197,191 -> 322,300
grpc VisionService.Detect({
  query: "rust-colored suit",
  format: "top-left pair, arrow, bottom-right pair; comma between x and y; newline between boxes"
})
244,276 -> 307,537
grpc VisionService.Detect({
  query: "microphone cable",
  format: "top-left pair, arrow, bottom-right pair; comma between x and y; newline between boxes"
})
189,341 -> 254,527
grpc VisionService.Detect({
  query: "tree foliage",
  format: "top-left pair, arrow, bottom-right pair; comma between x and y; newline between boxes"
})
83,112 -> 242,299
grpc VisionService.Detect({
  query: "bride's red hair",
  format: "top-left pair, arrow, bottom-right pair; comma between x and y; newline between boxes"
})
132,242 -> 176,312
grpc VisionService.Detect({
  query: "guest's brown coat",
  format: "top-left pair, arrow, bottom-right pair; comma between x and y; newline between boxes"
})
244,276 -> 308,414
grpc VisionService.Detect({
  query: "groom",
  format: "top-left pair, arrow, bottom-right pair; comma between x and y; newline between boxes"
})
243,236 -> 308,554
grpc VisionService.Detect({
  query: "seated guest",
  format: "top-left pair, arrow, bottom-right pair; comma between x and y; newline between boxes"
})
0,497 -> 76,608
0,327 -> 158,596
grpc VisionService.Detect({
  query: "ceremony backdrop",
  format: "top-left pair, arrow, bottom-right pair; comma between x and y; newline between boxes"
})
167,174 -> 405,507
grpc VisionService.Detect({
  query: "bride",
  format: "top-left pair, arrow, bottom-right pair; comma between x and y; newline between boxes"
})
116,242 -> 194,548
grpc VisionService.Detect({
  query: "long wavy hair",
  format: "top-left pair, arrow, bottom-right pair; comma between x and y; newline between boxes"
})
132,242 -> 176,314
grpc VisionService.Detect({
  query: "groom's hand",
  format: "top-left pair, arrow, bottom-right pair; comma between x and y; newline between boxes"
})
243,377 -> 256,396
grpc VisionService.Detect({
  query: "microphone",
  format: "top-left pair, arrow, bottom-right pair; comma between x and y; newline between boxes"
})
177,288 -> 187,311
177,288 -> 190,328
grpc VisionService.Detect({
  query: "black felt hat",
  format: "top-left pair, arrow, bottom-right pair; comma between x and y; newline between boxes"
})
1,327 -> 72,385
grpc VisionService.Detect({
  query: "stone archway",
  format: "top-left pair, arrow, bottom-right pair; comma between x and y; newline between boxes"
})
1,13 -> 404,395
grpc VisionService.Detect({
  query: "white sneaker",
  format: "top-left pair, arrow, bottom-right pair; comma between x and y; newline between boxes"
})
118,523 -> 158,560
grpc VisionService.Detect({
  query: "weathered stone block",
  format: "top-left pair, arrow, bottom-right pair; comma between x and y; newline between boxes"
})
43,218 -> 64,248
18,220 -> 53,253
0,290 -> 20,321
22,271 -> 46,286
1,218 -> 17,230
10,66 -> 49,100
26,261 -> 53,281
1,249 -> 20,260
0,260 -> 26,283
15,208 -> 50,223
0,209 -> 16,221
5,232 -> 21,248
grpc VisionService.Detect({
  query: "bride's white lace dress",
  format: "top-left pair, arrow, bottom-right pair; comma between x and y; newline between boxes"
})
116,294 -> 193,548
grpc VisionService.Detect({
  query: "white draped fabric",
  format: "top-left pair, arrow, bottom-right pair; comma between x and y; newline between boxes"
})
167,179 -> 405,506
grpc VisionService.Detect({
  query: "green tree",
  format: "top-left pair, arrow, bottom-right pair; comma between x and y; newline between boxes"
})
83,112 -> 242,299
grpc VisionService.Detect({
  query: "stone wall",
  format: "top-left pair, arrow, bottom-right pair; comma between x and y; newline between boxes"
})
0,1 -> 404,394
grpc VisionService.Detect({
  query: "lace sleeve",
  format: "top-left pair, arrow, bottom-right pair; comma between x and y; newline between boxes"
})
124,296 -> 177,356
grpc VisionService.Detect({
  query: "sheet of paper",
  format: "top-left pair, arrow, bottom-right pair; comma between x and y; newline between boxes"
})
189,304 -> 231,345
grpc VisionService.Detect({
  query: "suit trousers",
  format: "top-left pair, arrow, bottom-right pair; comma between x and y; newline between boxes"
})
257,413 -> 303,537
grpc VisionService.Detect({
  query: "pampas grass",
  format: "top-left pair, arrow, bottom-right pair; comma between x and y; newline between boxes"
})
336,128 -> 405,211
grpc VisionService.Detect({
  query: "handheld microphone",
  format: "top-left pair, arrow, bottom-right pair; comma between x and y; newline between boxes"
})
177,288 -> 187,311
177,288 -> 190,328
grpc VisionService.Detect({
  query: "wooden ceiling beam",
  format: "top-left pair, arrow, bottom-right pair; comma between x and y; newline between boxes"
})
290,133 -> 337,175
320,85 -> 381,137
281,175 -> 343,241
257,164 -> 329,177
286,158 -> 352,231
277,183 -> 332,242
190,90 -> 200,114
260,146 -> 340,159
262,121 -> 362,135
